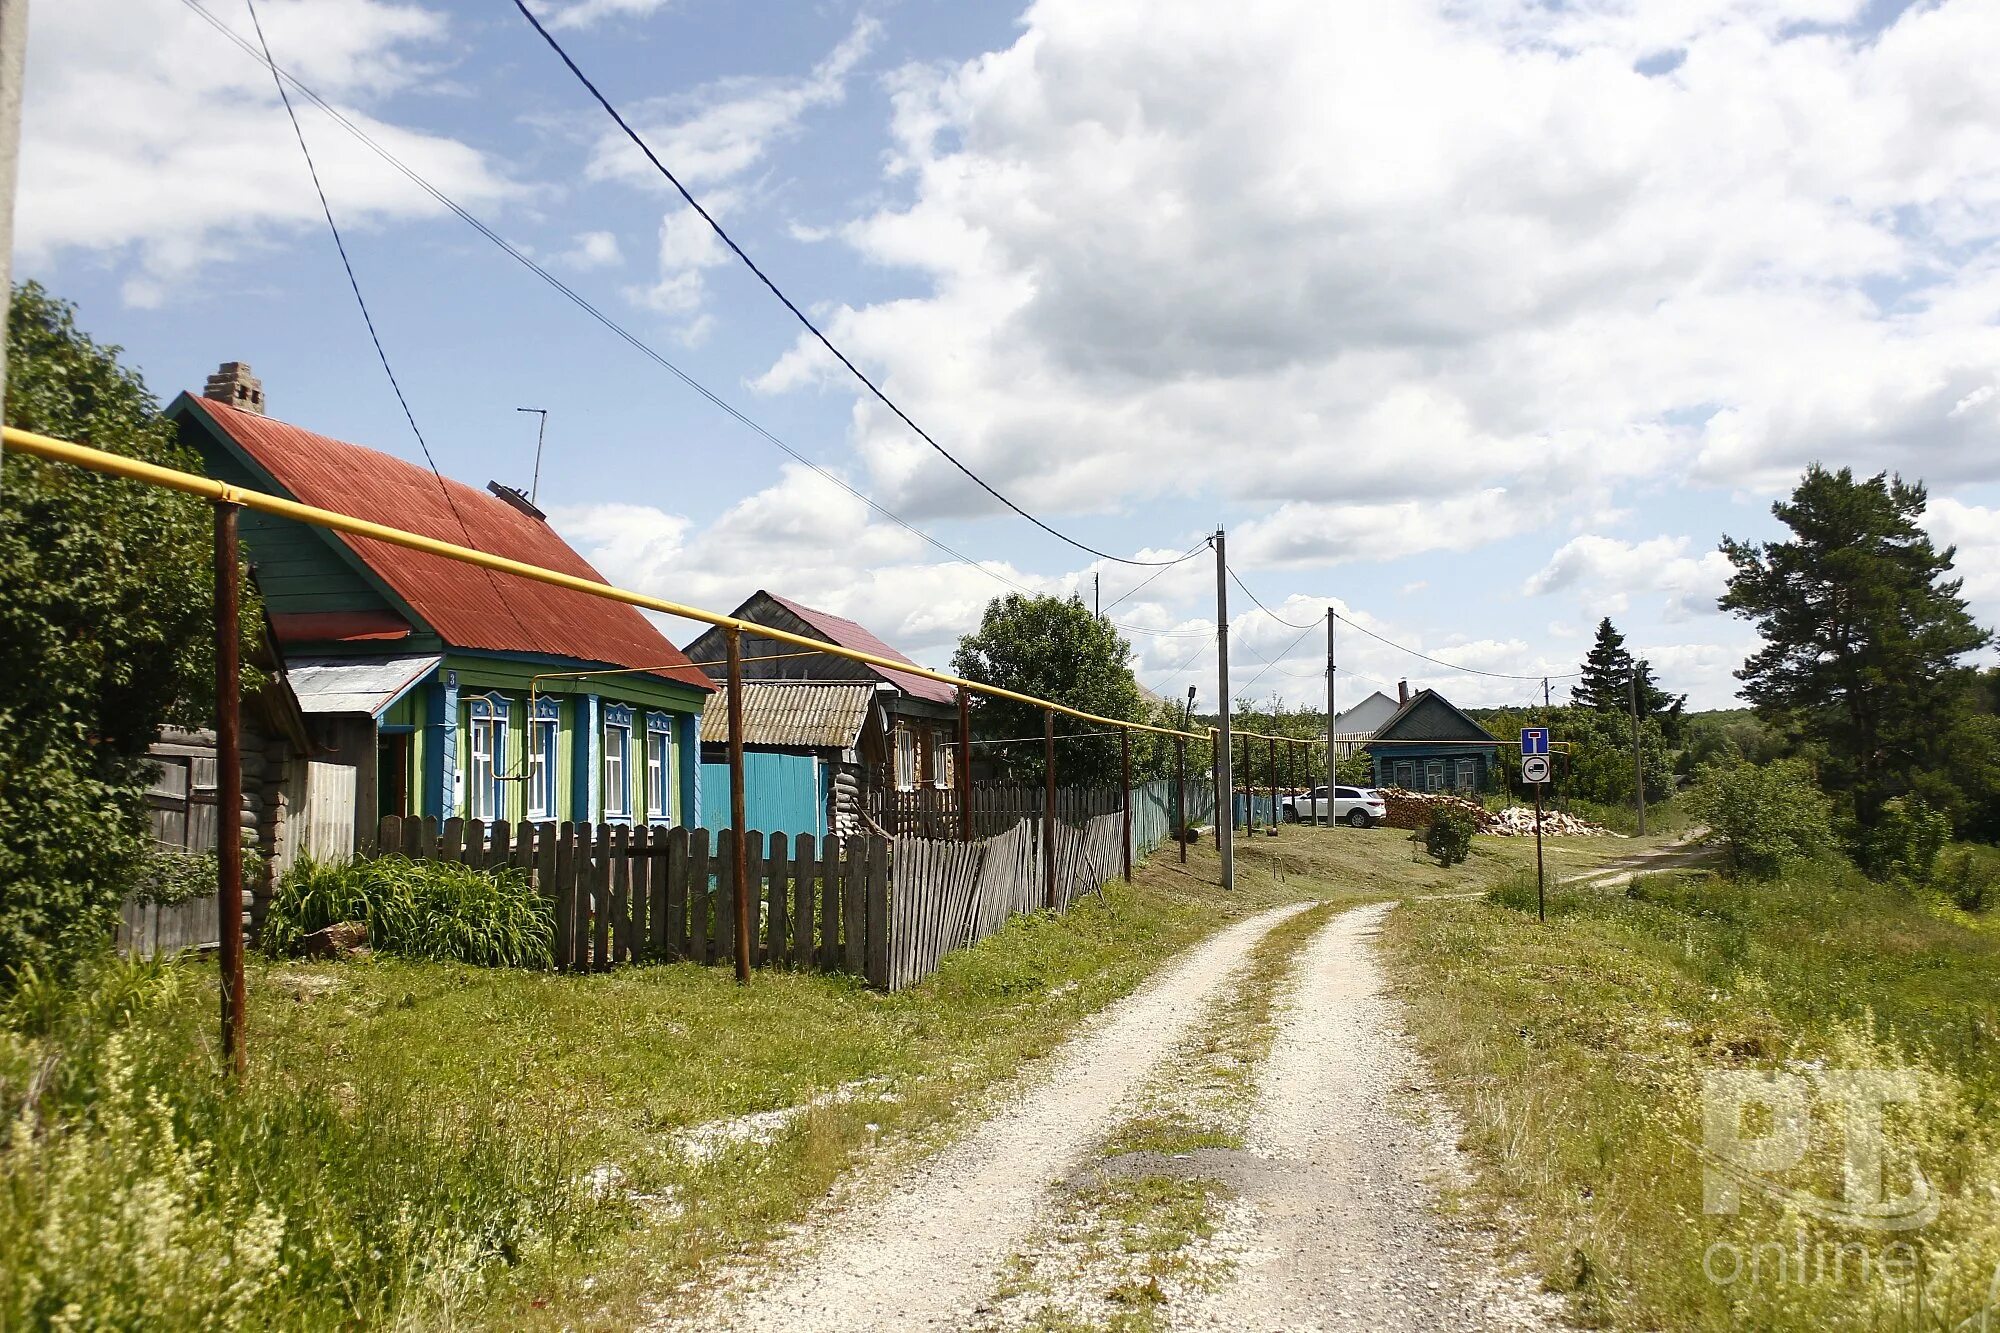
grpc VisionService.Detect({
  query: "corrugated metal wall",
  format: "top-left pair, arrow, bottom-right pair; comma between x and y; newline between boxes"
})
699,752 -> 825,838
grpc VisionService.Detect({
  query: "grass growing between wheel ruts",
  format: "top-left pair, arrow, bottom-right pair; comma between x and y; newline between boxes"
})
980,902 -> 1344,1333
1384,863 -> 2000,1331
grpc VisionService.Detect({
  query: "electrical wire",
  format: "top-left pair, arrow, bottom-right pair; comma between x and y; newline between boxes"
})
1225,563 -> 1580,681
508,0 -> 1182,569
1101,540 -> 1208,615
1236,623 -> 1317,696
181,0 -> 1206,642
239,0 -> 537,648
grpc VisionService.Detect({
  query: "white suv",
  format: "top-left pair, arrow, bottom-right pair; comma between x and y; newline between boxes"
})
1283,785 -> 1388,828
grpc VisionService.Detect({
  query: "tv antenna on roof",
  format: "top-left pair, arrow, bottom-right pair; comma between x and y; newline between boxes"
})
516,407 -> 548,505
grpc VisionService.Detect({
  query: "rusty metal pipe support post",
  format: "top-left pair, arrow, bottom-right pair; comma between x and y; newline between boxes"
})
214,501 -> 247,1076
957,686 -> 973,842
1043,709 -> 1057,910
1175,736 -> 1188,864
724,626 -> 751,983
1120,727 -> 1133,883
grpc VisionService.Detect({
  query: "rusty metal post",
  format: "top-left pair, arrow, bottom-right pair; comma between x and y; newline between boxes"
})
956,686 -> 973,842
214,502 -> 247,1077
1175,736 -> 1188,865
1043,709 -> 1057,909
725,626 -> 751,983
1119,727 -> 1133,883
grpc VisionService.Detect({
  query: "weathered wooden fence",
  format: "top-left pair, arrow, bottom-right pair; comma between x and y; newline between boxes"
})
868,777 -> 1217,840
115,894 -> 219,958
881,811 -> 1126,990
376,785 -> 1193,989
376,815 -> 892,979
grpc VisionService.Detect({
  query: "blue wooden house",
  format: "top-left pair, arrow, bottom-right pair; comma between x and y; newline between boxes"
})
171,364 -> 713,844
1365,687 -> 1502,793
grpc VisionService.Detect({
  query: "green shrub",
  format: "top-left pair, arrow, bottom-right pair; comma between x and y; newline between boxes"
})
1684,757 -> 1836,879
130,847 -> 265,908
2,284 -> 262,991
0,954 -> 608,1327
264,856 -> 553,968
1424,808 -> 1476,867
1936,849 -> 1994,913
1858,794 -> 1953,884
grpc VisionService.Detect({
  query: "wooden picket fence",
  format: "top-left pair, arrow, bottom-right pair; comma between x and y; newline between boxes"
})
867,782 -> 1129,839
375,799 -> 1159,989
881,812 -> 1125,991
375,815 -> 891,980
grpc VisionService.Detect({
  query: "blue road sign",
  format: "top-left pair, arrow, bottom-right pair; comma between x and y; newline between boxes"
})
1520,726 -> 1550,756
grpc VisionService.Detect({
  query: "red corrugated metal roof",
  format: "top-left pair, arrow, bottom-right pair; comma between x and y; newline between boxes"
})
765,592 -> 958,705
271,610 -> 412,644
186,396 -> 712,693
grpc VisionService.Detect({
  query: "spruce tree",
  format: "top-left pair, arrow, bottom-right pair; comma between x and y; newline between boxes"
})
1572,618 -> 1634,711
1720,465 -> 1991,827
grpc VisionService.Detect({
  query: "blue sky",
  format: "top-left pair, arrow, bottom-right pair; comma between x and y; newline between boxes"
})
17,0 -> 2000,712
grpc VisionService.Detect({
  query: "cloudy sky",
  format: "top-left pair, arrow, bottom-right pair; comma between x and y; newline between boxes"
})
18,0 -> 2000,712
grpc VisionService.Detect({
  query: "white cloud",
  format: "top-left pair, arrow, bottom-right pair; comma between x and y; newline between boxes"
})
1524,534 -> 1734,620
542,0 -> 674,31
753,0 -> 2000,541
553,229 -> 622,270
1924,497 -> 2000,626
17,0 -> 519,305
584,15 -> 879,332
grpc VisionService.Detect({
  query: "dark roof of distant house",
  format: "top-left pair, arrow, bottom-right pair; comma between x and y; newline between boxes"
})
1369,688 -> 1500,744
179,395 -> 712,693
762,593 -> 958,705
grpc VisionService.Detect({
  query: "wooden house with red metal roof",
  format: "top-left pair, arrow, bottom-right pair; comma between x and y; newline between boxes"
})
168,363 -> 713,838
682,592 -> 961,830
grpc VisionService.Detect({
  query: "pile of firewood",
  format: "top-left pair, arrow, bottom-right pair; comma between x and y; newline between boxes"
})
1373,787 -> 1613,837
1375,787 -> 1494,831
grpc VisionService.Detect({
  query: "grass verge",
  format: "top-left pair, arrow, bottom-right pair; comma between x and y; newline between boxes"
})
1384,861 -> 2000,1330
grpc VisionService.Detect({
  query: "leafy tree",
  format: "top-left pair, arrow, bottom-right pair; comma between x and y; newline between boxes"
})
1561,706 -> 1673,806
952,594 -> 1143,787
1424,807 -> 1476,867
1686,757 -> 1837,879
1858,795 -> 1952,886
1,283 -> 251,986
1719,466 -> 1991,829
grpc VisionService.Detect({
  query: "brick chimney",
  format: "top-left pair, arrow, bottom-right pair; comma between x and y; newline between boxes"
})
203,362 -> 265,416
1397,679 -> 1409,705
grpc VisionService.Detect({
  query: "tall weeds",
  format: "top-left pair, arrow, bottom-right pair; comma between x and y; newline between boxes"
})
263,855 -> 553,968
0,953 -> 609,1327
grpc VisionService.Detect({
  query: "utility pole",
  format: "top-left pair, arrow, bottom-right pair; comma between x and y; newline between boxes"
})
1630,663 -> 1647,836
1213,530 -> 1234,889
1093,571 -> 1100,620
1324,609 -> 1336,829
0,0 -> 28,505
516,407 -> 549,506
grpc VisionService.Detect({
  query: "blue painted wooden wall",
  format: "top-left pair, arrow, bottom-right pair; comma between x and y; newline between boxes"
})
699,753 -> 825,838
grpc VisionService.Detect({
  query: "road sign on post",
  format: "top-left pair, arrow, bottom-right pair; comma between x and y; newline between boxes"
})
1520,726 -> 1550,757
1522,754 -> 1552,784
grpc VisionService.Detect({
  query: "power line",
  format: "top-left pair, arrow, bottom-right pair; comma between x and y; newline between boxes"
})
1236,623 -> 1318,696
1101,540 -> 1209,614
508,0 -> 1181,569
1225,563 -> 1579,681
239,0 -> 536,648
182,0 -> 1206,644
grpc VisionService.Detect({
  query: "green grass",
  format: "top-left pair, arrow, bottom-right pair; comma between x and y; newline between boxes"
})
1384,858 -> 2000,1330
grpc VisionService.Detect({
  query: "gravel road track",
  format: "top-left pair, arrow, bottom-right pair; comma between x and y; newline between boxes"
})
672,901 -> 1315,1332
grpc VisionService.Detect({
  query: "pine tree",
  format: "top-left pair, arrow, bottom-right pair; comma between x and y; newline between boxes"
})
1720,465 -> 1992,827
1572,618 -> 1634,711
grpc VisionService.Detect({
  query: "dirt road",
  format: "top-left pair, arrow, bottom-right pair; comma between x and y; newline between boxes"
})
672,902 -> 1315,1332
1175,902 -> 1553,1330
671,899 -> 1548,1332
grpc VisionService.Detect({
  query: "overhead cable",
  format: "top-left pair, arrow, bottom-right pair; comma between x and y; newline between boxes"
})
508,0 -> 1183,568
